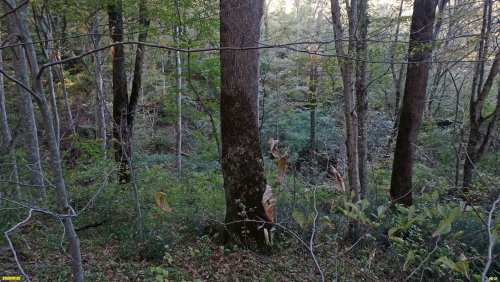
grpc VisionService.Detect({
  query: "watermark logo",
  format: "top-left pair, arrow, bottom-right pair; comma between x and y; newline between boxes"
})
1,276 -> 21,281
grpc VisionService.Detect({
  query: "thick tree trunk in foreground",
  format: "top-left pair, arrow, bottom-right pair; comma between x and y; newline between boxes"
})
390,0 -> 438,205
108,3 -> 130,183
220,0 -> 272,247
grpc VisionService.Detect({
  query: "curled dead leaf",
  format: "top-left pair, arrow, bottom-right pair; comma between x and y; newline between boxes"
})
328,165 -> 345,192
261,185 -> 276,222
155,192 -> 172,213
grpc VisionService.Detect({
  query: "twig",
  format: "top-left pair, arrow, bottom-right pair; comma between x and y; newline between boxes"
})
482,193 -> 500,281
310,187 -> 325,282
404,237 -> 440,281
4,208 -> 33,282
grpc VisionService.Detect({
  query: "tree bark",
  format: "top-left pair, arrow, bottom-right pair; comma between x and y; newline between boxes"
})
331,0 -> 361,201
462,0 -> 498,190
108,3 -> 130,183
0,28 -> 20,197
390,0 -> 438,206
3,1 -> 84,279
220,0 -> 272,248
88,13 -> 107,154
3,0 -> 46,202
355,0 -> 369,200
174,25 -> 183,173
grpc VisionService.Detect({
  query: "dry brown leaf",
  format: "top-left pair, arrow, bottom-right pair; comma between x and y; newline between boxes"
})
329,165 -> 345,192
277,151 -> 288,185
155,191 -> 172,213
261,185 -> 276,222
267,136 -> 280,158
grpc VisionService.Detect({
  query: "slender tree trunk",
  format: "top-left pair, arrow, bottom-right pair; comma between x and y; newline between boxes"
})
463,0 -> 499,190
390,0 -> 438,206
88,13 -> 107,154
331,0 -> 361,201
0,32 -> 20,197
175,25 -> 183,173
355,0 -> 369,199
4,1 -> 84,279
33,6 -> 61,144
389,0 -> 406,140
308,47 -> 318,157
220,0 -> 272,248
3,0 -> 46,202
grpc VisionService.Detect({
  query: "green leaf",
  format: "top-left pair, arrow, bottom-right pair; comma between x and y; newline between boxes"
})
292,210 -> 305,228
403,250 -> 415,271
408,205 -> 416,221
432,220 -> 451,237
389,236 -> 404,244
377,205 -> 387,218
436,256 -> 459,272
388,226 -> 400,237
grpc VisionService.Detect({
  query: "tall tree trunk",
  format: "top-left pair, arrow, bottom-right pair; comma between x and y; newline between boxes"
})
390,0 -> 438,206
220,0 -> 272,248
88,13 -> 107,154
3,1 -> 84,279
33,6 -> 61,144
355,0 -> 369,199
389,0 -> 406,141
0,29 -> 20,197
331,0 -> 361,201
463,0 -> 499,190
108,3 -> 130,183
3,0 -> 46,202
174,25 -> 183,173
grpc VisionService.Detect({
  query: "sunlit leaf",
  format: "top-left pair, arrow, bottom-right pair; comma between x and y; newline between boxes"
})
403,250 -> 415,271
436,256 -> 459,272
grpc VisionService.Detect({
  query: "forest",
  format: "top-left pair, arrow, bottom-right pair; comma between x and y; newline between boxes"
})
0,0 -> 499,281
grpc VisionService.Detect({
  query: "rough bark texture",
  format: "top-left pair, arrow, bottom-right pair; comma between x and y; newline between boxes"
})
331,0 -> 361,201
220,0 -> 271,248
4,0 -> 46,202
390,0 -> 438,205
108,3 -> 130,183
463,0 -> 498,190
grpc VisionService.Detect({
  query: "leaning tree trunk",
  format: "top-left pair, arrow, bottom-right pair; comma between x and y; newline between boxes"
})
220,0 -> 272,248
3,0 -> 46,202
390,0 -> 438,206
